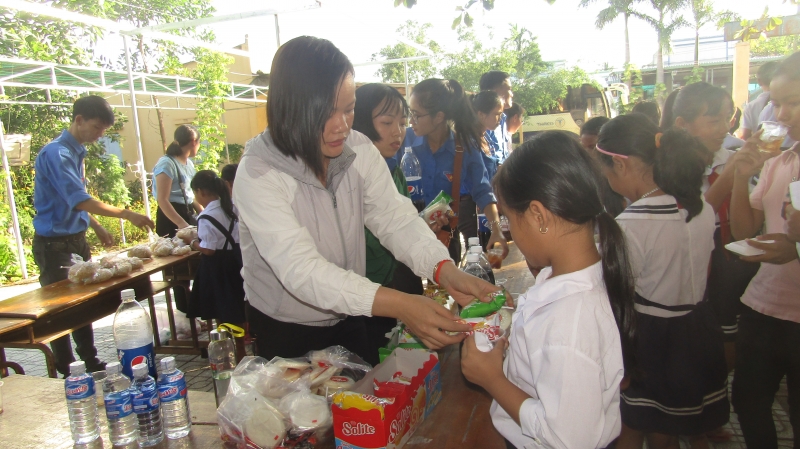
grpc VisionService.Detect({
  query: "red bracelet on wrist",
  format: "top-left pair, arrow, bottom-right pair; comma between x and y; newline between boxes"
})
434,260 -> 451,285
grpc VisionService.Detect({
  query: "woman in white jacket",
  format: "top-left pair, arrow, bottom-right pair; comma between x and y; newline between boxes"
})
234,36 -> 497,360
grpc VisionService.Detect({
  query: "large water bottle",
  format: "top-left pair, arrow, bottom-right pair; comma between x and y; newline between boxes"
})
401,147 -> 425,211
468,246 -> 496,284
463,253 -> 491,283
208,329 -> 237,406
65,361 -> 100,444
131,362 -> 164,447
158,357 -> 191,439
114,288 -> 156,379
103,361 -> 139,446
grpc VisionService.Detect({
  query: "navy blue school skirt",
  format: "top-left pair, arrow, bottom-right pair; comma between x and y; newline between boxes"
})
620,300 -> 729,435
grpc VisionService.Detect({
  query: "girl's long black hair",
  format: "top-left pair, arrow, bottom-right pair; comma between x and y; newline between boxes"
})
190,170 -> 236,222
411,78 -> 483,151
493,131 -> 637,375
597,113 -> 707,222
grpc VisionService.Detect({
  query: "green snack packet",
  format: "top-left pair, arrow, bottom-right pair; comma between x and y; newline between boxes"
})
419,191 -> 455,224
460,290 -> 508,318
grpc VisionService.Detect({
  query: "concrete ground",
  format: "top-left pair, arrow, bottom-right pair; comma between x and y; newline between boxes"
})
0,277 -> 794,447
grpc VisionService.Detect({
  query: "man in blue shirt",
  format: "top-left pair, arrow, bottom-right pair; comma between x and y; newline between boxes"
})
479,71 -> 514,163
32,96 -> 154,376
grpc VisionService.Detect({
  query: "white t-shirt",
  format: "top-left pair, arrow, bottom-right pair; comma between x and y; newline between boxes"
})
616,195 -> 716,318
197,199 -> 239,250
742,91 -> 770,133
491,261 -> 624,449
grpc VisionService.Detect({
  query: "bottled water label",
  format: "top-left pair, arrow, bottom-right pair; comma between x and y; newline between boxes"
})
406,176 -> 424,202
65,377 -> 95,400
118,343 -> 156,378
158,372 -> 188,403
105,392 -> 134,419
132,383 -> 159,413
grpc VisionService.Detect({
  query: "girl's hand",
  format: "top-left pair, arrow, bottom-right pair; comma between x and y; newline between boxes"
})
740,233 -> 800,265
734,130 -> 777,178
428,215 -> 450,234
461,334 -> 508,389
437,261 -> 500,307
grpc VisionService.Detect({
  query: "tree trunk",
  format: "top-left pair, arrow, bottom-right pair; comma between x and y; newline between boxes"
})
694,28 -> 700,66
656,39 -> 664,86
137,37 -> 168,152
624,13 -> 631,67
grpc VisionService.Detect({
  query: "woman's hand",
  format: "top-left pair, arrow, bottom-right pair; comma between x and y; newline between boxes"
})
461,334 -> 507,389
437,261 -> 500,307
734,130 -> 778,178
740,233 -> 800,265
428,215 -> 450,234
394,294 -> 472,349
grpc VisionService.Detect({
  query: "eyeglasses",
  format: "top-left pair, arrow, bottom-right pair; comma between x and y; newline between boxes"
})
409,111 -> 431,123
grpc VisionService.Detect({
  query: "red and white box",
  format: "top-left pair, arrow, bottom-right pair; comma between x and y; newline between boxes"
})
332,348 -> 441,449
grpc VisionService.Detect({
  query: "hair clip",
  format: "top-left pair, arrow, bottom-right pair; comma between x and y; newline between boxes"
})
595,145 -> 628,159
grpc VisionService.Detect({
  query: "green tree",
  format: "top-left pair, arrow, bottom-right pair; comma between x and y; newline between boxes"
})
523,67 -> 594,115
191,49 -> 234,171
440,28 -> 517,92
580,0 -> 639,67
750,35 -> 800,56
371,21 -> 441,83
688,0 -> 735,66
629,0 -> 688,97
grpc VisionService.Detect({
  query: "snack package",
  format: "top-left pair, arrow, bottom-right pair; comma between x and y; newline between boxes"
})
460,290 -> 509,318
175,226 -> 197,242
152,239 -> 174,257
171,245 -> 191,256
127,245 -> 152,259
128,256 -> 144,271
88,267 -> 113,284
66,254 -> 98,284
418,191 -> 455,224
279,390 -> 333,432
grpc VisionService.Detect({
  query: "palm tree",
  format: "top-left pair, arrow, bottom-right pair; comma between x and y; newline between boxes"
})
689,0 -> 736,66
629,0 -> 689,91
579,0 -> 639,66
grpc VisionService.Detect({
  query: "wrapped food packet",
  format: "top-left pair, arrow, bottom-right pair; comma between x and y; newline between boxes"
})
171,245 -> 191,256
66,254 -> 98,284
88,268 -> 113,284
279,390 -> 332,432
175,226 -> 197,242
460,290 -> 509,318
418,191 -> 455,224
128,256 -> 144,271
127,245 -> 152,259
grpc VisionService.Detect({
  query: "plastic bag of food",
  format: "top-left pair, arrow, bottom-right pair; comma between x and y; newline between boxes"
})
88,268 -> 113,284
128,256 -> 144,271
218,388 -> 288,449
418,190 -> 455,224
279,390 -> 332,432
175,226 -> 197,243
460,290 -> 509,318
66,254 -> 99,284
171,245 -> 191,256
152,239 -> 174,257
303,346 -> 371,399
127,245 -> 152,259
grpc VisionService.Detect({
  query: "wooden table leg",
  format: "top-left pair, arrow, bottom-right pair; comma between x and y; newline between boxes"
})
164,288 -> 178,342
145,294 -> 162,349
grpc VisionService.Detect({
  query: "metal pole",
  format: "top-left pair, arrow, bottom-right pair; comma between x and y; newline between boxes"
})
404,61 -> 409,102
119,218 -> 126,245
0,119 -> 28,279
123,35 -> 152,219
274,14 -> 281,47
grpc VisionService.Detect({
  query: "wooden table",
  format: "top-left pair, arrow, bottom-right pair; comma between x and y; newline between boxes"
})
0,374 -> 220,449
0,254 -> 202,378
0,319 -> 34,376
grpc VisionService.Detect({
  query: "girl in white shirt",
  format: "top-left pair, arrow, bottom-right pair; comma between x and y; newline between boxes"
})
461,131 -> 637,449
596,114 -> 728,449
185,170 -> 246,327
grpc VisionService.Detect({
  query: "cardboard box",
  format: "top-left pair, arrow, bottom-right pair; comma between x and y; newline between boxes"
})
332,348 -> 441,449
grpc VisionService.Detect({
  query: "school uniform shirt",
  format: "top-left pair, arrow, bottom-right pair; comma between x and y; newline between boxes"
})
32,130 -> 92,237
196,200 -> 239,250
152,155 -> 196,204
486,113 -> 511,163
742,91 -> 770,134
491,261 -> 624,449
402,128 -> 496,210
723,134 -> 745,150
740,145 -> 800,323
616,195 -> 716,318
703,147 -> 735,229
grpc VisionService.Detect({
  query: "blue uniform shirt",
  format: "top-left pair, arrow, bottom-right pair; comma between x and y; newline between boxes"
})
486,113 -> 511,163
402,128 -> 496,211
33,130 -> 93,237
482,131 -> 501,181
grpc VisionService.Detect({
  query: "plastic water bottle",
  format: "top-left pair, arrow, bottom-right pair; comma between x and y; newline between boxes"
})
401,147 -> 425,211
103,361 -> 139,446
463,253 -> 491,283
114,289 -> 156,379
468,246 -> 496,284
158,357 -> 191,439
65,361 -> 100,444
131,362 -> 164,446
208,329 -> 237,406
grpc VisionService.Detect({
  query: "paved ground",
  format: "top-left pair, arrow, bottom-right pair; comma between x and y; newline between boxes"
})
0,278 -> 794,447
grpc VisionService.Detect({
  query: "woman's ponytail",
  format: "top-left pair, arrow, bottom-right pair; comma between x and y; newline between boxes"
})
595,211 -> 637,375
653,129 -> 705,222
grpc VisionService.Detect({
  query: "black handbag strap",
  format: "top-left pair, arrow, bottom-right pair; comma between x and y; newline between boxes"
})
198,215 -> 236,250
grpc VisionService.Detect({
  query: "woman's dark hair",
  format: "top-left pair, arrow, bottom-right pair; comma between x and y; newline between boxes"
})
580,116 -> 610,137
493,131 -> 636,374
73,95 -> 115,125
773,51 -> 800,82
505,103 -> 525,119
479,71 -> 510,91
353,83 -> 408,143
221,164 -> 238,183
166,124 -> 198,157
659,89 -> 681,129
267,36 -> 354,179
190,170 -> 236,222
471,91 -> 503,115
631,101 -> 661,126
597,113 -> 706,221
663,82 -> 731,129
411,78 -> 483,150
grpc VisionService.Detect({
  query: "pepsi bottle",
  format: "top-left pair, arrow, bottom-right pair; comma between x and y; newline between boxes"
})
401,147 -> 426,212
113,289 -> 156,378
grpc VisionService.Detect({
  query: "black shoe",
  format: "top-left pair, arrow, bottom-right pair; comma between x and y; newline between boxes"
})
84,359 -> 107,373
